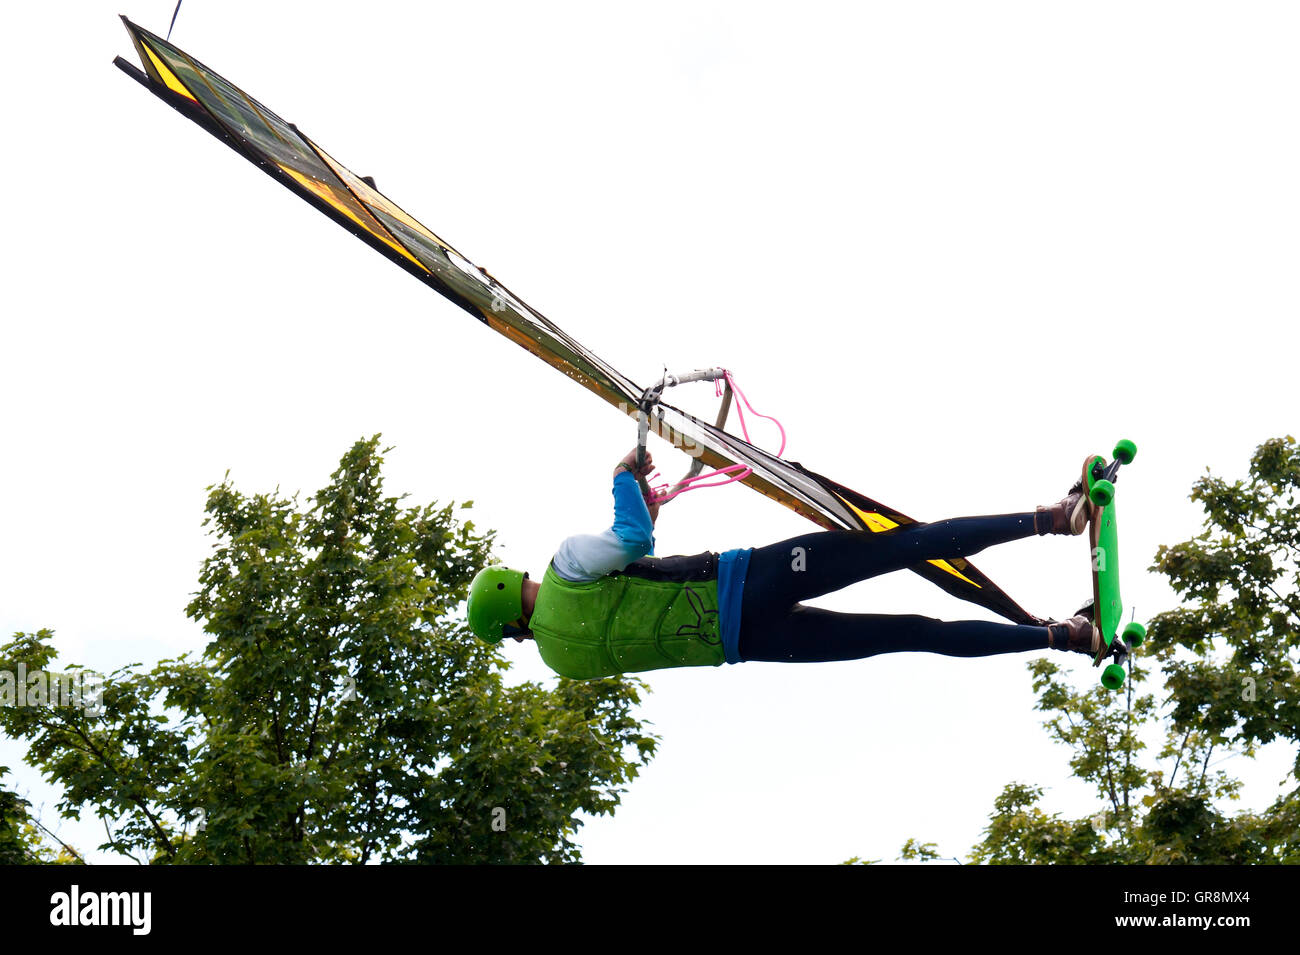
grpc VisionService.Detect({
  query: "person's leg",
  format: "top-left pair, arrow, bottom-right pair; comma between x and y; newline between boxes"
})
732,473 -> 1096,663
739,605 -> 1050,663
744,512 -> 1038,609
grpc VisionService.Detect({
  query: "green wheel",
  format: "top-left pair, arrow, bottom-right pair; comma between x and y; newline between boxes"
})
1101,664 -> 1126,690
1123,621 -> 1146,647
1090,478 -> 1115,507
1113,439 -> 1137,465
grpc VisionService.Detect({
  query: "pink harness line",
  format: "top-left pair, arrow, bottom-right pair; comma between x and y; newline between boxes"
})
646,370 -> 787,504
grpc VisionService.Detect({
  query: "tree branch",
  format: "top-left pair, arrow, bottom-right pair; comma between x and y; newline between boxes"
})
1168,727 -> 1193,789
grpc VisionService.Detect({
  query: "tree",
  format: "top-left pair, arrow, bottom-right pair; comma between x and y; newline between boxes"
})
1147,434 -> 1300,862
0,437 -> 656,863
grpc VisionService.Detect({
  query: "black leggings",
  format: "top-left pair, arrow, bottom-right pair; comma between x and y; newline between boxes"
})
738,514 -> 1049,663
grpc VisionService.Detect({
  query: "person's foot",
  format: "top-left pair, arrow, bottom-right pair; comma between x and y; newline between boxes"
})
1035,458 -> 1096,535
1047,614 -> 1100,655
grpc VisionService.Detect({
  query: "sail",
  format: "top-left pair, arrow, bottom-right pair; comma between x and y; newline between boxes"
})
114,18 -> 1040,625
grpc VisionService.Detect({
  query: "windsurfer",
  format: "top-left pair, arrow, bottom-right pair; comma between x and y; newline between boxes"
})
466,449 -> 1102,679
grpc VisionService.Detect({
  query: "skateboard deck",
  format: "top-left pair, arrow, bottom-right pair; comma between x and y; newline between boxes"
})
1082,440 -> 1145,689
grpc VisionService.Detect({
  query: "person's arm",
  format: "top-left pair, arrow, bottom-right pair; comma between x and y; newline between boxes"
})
613,447 -> 660,527
551,451 -> 659,582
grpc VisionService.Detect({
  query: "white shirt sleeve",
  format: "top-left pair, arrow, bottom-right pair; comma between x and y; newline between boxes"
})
551,529 -> 649,583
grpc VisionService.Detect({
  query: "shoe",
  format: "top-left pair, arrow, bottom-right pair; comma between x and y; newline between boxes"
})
1035,458 -> 1097,535
1047,614 -> 1100,656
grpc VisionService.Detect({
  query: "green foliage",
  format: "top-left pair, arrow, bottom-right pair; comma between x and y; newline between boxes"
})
0,769 -> 52,864
969,782 -> 1117,865
898,838 -> 941,862
0,437 -> 657,863
0,766 -> 82,864
1149,435 -> 1300,781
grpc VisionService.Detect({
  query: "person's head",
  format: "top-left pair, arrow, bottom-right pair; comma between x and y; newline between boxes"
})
467,565 -> 532,644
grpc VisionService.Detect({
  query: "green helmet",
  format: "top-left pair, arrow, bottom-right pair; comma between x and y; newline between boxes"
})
467,565 -> 530,644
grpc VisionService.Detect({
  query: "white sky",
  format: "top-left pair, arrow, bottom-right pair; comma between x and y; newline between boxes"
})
2,1 -> 1296,864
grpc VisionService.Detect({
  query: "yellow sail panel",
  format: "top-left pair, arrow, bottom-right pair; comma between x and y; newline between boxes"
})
276,165 -> 427,271
839,496 -> 980,586
141,43 -> 197,103
927,558 -> 979,587
840,499 -> 900,534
